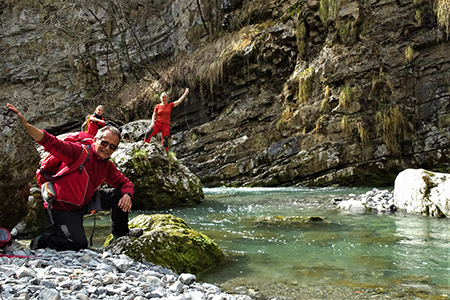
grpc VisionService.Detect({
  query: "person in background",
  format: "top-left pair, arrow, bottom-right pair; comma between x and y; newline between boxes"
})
144,87 -> 189,151
87,105 -> 106,136
6,103 -> 142,251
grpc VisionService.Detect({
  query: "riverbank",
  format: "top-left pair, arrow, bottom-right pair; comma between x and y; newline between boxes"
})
0,241 -> 253,300
2,242 -> 448,300
2,237 -> 450,300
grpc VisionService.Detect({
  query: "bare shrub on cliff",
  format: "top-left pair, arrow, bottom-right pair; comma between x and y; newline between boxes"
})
436,0 -> 450,39
277,103 -> 298,129
341,115 -> 352,134
339,86 -> 353,109
356,119 -> 369,145
297,68 -> 315,104
375,105 -> 413,153
320,85 -> 330,113
169,28 -> 254,97
319,0 -> 341,25
405,46 -> 414,62
296,20 -> 307,58
369,68 -> 390,103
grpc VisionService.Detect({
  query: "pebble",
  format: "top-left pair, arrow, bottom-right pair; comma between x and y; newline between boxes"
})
0,245 -> 253,300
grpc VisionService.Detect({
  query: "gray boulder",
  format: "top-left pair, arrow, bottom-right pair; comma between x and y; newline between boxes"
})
0,105 -> 40,230
111,141 -> 203,209
120,120 -> 152,143
394,169 -> 450,217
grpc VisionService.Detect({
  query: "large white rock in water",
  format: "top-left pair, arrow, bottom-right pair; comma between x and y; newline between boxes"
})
394,168 -> 450,217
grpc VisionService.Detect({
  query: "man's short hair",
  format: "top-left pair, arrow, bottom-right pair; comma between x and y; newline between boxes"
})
95,126 -> 121,143
96,105 -> 104,110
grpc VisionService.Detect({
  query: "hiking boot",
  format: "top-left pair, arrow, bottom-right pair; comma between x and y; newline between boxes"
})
29,236 -> 41,250
112,228 -> 143,241
128,228 -> 143,238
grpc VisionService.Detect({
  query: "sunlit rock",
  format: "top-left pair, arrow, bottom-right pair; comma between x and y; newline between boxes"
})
120,120 -> 152,143
104,214 -> 225,274
335,188 -> 395,214
111,141 -> 203,209
336,199 -> 371,213
394,169 -> 450,217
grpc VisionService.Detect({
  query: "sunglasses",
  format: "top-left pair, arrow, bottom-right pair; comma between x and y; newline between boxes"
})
100,140 -> 118,150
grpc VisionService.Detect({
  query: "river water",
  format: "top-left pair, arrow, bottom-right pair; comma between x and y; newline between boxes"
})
89,187 -> 450,299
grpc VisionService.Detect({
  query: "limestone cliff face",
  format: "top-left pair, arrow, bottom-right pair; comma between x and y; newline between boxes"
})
170,0 -> 450,187
1,0 -> 450,194
0,0 -> 204,131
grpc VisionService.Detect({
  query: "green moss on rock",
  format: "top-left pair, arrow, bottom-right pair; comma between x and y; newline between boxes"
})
104,214 -> 225,274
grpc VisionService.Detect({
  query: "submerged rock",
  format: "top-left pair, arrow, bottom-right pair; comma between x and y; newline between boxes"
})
104,214 -> 225,274
394,168 -> 450,217
255,216 -> 328,227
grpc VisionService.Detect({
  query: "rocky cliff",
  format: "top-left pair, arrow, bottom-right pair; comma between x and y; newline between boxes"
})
0,0 -> 206,131
171,0 -> 450,187
1,0 -> 450,194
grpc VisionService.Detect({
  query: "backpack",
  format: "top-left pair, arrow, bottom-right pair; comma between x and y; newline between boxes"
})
40,143 -> 92,225
0,227 -> 12,249
81,114 -> 93,132
36,132 -> 94,186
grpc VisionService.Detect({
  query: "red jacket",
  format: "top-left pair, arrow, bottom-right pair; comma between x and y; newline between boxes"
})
38,131 -> 134,211
87,115 -> 106,136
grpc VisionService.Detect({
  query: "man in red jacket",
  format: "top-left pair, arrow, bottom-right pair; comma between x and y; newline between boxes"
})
7,103 -> 139,251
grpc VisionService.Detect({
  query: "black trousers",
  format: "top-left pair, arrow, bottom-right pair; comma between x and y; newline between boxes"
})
38,188 -> 129,251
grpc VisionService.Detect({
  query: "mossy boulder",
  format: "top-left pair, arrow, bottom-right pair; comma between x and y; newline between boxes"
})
111,141 -> 204,209
255,216 -> 328,228
104,214 -> 225,274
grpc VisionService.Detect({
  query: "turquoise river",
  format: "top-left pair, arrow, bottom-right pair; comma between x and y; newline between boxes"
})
89,187 -> 450,299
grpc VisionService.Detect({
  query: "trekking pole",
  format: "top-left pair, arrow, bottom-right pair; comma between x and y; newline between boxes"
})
89,211 -> 96,247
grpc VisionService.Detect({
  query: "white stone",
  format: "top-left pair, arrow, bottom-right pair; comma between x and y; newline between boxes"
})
393,168 -> 450,217
337,199 -> 368,213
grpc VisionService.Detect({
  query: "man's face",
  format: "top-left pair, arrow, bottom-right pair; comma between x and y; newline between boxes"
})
94,130 -> 119,160
95,107 -> 104,116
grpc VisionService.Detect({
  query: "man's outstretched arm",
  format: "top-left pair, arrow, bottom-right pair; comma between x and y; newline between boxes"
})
7,103 -> 45,142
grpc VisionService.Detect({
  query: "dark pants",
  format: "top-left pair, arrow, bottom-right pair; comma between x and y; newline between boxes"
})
38,188 -> 129,251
